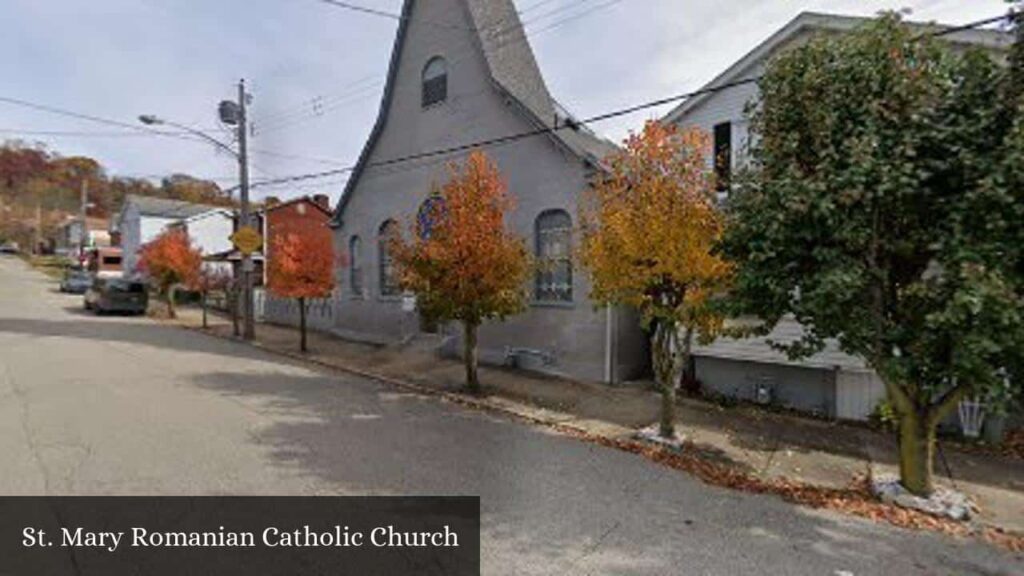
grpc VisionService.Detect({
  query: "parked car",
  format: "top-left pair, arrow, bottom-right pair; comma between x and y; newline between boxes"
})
60,268 -> 93,294
84,277 -> 148,315
0,242 -> 19,254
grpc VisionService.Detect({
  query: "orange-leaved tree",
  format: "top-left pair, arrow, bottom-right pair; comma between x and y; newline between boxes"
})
579,121 -> 732,439
267,223 -> 335,352
391,151 -> 530,393
137,228 -> 202,318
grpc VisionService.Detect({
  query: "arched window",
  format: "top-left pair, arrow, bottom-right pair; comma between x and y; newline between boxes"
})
535,210 -> 572,302
422,57 -> 448,108
349,235 -> 363,296
378,220 -> 400,297
416,194 -> 445,240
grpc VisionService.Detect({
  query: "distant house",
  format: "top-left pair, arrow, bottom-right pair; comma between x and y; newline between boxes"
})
329,0 -> 646,383
264,194 -> 332,273
662,12 -> 1012,420
112,195 -> 224,276
170,208 -> 236,277
57,216 -> 110,256
262,194 -> 334,329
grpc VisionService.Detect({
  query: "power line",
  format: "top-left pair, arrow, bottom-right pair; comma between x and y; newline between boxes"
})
519,0 -> 595,28
259,0 -> 619,135
923,13 -> 1012,38
255,74 -> 382,128
518,0 -> 568,15
0,128 -> 197,138
247,77 -> 759,190
245,12 -> 1013,191
0,96 -> 197,139
313,0 -> 475,30
526,0 -> 623,36
0,96 -> 346,169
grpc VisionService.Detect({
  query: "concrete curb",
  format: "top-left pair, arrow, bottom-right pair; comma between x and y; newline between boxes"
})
171,319 -> 634,442
162,318 -> 1024,550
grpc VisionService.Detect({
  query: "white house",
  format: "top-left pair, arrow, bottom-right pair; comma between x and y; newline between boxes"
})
662,12 -> 1012,420
112,195 -> 224,277
175,208 -> 236,276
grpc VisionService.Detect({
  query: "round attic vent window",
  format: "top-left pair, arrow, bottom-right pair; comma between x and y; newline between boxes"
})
296,203 -> 307,215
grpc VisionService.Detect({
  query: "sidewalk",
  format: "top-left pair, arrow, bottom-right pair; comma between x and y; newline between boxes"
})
170,307 -> 1024,537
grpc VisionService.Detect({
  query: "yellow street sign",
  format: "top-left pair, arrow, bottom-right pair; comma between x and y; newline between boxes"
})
230,226 -> 263,255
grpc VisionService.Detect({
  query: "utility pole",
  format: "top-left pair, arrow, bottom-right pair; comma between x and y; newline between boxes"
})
79,179 -> 89,260
237,79 -> 255,341
34,201 -> 41,254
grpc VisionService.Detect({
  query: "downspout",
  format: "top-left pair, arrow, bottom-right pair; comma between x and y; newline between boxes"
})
261,209 -> 268,286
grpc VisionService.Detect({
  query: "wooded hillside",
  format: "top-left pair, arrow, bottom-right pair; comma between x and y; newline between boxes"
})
0,140 -> 235,249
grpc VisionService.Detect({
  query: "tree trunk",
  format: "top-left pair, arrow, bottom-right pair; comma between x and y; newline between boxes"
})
651,321 -> 682,439
299,297 -> 307,353
201,291 -> 208,329
897,410 -> 936,496
660,380 -> 677,439
680,326 -> 694,391
880,374 -> 948,498
464,320 -> 480,394
166,285 -> 176,319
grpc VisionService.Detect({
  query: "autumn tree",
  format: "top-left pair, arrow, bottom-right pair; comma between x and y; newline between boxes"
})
267,224 -> 335,352
579,121 -> 731,439
137,228 -> 203,318
391,151 -> 530,393
722,15 -> 1024,495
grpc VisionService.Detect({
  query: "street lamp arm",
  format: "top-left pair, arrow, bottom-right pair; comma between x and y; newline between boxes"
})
163,120 -> 239,158
139,115 -> 238,158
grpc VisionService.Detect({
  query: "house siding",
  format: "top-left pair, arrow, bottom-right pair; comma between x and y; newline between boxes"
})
667,16 -> 1010,421
696,356 -> 838,418
186,211 -> 234,258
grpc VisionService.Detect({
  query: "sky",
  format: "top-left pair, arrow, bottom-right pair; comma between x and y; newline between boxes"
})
0,0 -> 1013,202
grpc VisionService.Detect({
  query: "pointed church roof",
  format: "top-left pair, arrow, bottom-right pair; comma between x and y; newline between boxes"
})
332,0 -> 616,225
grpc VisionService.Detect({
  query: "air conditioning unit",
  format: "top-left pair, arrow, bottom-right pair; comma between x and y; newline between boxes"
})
753,378 -> 775,406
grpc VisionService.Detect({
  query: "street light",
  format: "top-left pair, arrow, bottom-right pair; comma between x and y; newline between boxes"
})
138,88 -> 255,341
138,115 -> 238,158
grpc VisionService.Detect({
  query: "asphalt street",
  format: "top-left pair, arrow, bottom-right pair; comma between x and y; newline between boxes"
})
0,255 -> 1019,575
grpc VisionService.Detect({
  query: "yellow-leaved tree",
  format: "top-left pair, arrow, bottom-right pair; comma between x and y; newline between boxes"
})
579,121 -> 732,439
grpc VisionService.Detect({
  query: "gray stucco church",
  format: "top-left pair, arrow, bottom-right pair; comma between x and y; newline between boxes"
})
329,0 -> 648,383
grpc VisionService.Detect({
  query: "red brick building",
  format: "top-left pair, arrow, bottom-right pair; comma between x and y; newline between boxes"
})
262,194 -> 332,284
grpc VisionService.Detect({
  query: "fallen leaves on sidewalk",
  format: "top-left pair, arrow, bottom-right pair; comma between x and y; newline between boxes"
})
553,424 -> 1024,553
999,429 -> 1024,461
173,317 -> 1024,553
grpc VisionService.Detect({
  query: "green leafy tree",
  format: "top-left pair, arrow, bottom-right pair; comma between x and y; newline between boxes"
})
722,15 -> 1023,495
